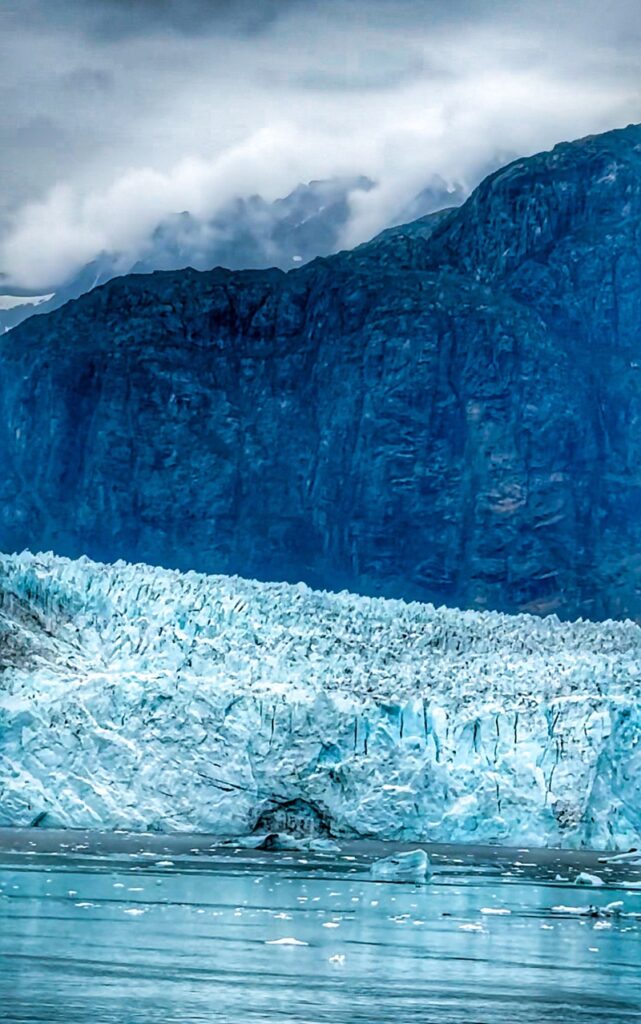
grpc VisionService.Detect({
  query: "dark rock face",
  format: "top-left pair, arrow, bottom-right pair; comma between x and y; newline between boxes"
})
2,125 -> 641,620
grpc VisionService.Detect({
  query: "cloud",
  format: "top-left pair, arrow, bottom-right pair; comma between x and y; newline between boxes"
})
1,0 -> 641,289
60,67 -> 115,92
14,0 -> 302,41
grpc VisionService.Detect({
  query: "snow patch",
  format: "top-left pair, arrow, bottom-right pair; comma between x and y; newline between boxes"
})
0,293 -> 54,311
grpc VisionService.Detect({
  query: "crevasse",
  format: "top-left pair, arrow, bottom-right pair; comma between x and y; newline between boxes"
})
1,551 -> 640,849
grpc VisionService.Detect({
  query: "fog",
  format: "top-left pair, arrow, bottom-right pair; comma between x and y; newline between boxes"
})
1,0 -> 640,289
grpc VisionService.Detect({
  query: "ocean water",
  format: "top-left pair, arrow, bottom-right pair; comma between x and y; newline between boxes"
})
0,831 -> 640,1023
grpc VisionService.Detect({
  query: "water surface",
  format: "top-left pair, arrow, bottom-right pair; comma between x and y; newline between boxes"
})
1,830 -> 640,1023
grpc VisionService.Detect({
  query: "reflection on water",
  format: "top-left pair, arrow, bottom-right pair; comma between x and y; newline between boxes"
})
1,834 -> 640,1023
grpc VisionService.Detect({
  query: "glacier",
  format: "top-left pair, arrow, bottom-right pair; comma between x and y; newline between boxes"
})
1,550 -> 640,849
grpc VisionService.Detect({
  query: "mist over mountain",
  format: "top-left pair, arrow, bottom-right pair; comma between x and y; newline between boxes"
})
0,175 -> 463,333
2,125 -> 641,620
3,0 -> 640,299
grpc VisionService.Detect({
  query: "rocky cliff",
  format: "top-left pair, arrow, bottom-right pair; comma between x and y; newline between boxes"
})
2,126 -> 641,619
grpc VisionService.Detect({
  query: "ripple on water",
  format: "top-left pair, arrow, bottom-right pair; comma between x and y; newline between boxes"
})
0,839 -> 640,1023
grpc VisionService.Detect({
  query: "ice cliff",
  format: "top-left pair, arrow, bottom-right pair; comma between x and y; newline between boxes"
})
1,552 -> 640,849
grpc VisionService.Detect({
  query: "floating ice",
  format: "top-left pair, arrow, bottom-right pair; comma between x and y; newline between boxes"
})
575,872 -> 604,887
265,937 -> 308,946
599,850 -> 641,864
603,901 -> 625,916
551,901 -> 627,919
1,551 -> 641,848
370,849 -> 432,883
230,833 -> 340,853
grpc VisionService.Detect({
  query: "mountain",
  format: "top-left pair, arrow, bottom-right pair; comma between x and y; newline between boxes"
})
1,125 -> 641,619
0,175 -> 463,334
3,551 -> 640,846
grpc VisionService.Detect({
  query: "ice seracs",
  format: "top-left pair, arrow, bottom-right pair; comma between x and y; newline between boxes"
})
1,551 -> 641,848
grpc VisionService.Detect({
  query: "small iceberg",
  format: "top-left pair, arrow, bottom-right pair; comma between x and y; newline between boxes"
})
575,872 -> 604,887
551,901 -> 624,918
370,849 -> 431,883
265,937 -> 309,946
598,849 -> 641,865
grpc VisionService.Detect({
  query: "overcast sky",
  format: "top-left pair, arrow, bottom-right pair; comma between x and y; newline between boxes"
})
1,0 -> 640,290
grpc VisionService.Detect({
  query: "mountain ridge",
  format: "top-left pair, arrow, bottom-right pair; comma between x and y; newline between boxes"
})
0,176 -> 463,334
2,124 -> 641,620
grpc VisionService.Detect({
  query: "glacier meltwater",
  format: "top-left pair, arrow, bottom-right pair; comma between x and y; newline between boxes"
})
1,551 -> 640,849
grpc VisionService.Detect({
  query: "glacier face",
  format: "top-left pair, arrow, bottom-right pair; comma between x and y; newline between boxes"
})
1,551 -> 640,849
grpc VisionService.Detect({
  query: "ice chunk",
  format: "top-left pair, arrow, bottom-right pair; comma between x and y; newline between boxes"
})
551,902 -> 624,918
575,872 -> 604,887
265,937 -> 308,946
598,849 -> 641,865
603,901 -> 625,916
257,834 -> 333,853
227,833 -> 340,853
370,849 -> 431,883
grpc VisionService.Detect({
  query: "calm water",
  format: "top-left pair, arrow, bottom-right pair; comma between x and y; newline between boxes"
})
1,831 -> 640,1023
